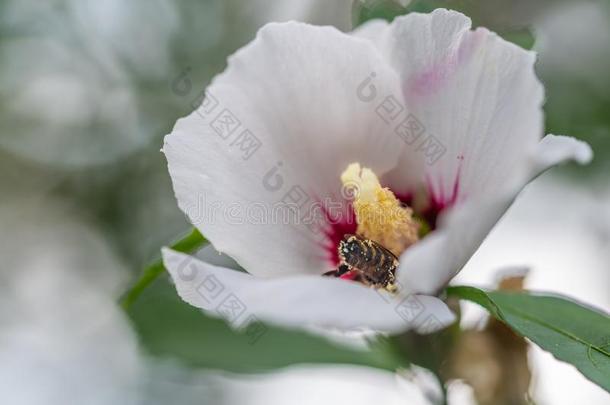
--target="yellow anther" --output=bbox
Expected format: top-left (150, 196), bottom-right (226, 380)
top-left (341, 163), bottom-right (418, 257)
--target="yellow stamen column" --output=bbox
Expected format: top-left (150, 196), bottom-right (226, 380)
top-left (341, 163), bottom-right (419, 257)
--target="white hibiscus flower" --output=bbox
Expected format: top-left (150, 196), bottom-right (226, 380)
top-left (162, 9), bottom-right (591, 334)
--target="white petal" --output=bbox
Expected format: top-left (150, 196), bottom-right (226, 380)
top-left (351, 19), bottom-right (389, 43)
top-left (164, 22), bottom-right (406, 277)
top-left (397, 133), bottom-right (591, 294)
top-left (356, 9), bottom-right (544, 203)
top-left (530, 134), bottom-right (593, 177)
top-left (163, 248), bottom-right (455, 334)
top-left (350, 10), bottom-right (592, 295)
top-left (397, 190), bottom-right (516, 294)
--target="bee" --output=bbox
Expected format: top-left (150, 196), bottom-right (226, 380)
top-left (323, 234), bottom-right (399, 290)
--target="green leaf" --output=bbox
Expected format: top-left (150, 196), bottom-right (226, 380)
top-left (448, 286), bottom-right (610, 392)
top-left (127, 278), bottom-right (405, 372)
top-left (120, 228), bottom-right (207, 310)
top-left (355, 0), bottom-right (409, 26)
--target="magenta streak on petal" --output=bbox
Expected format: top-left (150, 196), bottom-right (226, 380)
top-left (393, 190), bottom-right (413, 206)
top-left (395, 157), bottom-right (464, 229)
top-left (319, 200), bottom-right (357, 267)
top-left (408, 66), bottom-right (448, 98)
top-left (423, 158), bottom-right (463, 227)
top-left (405, 28), bottom-right (483, 99)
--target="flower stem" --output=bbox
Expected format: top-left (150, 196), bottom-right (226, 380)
top-left (120, 228), bottom-right (207, 310)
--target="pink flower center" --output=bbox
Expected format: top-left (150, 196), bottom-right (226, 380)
top-left (321, 180), bottom-right (461, 268)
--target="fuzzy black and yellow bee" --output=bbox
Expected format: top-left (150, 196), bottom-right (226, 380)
top-left (323, 234), bottom-right (398, 289)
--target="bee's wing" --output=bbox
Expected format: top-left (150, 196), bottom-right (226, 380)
top-left (371, 240), bottom-right (399, 261)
